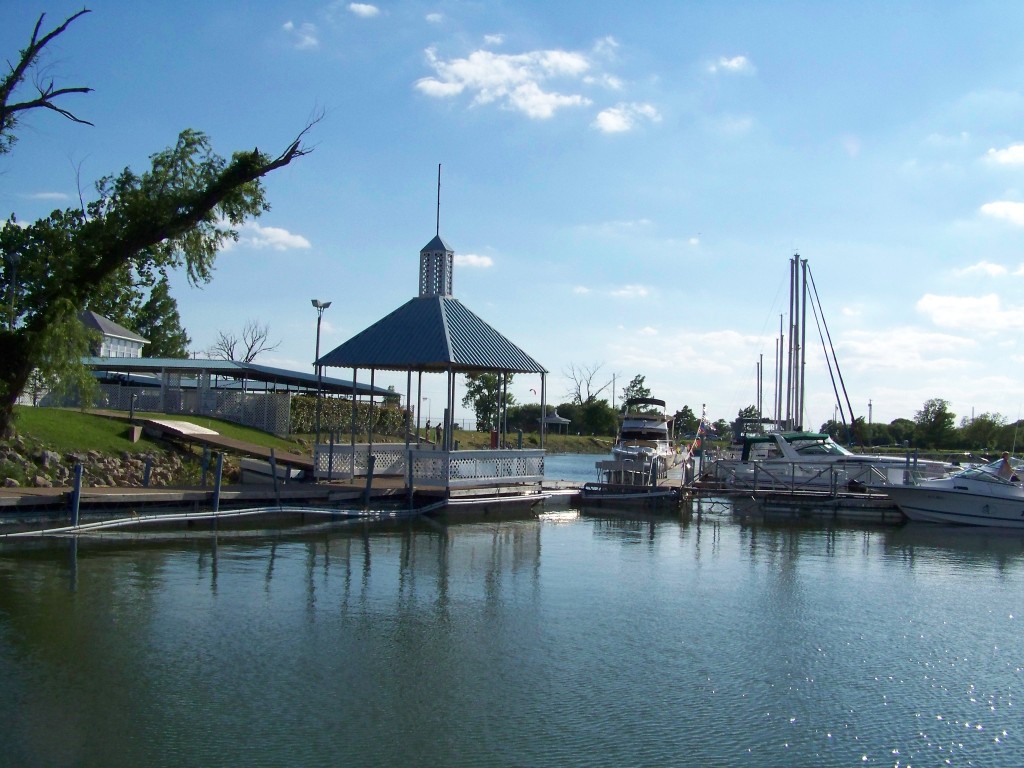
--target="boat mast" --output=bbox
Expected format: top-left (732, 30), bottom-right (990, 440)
top-left (798, 256), bottom-right (808, 430)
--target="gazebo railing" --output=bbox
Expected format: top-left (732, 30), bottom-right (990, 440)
top-left (409, 448), bottom-right (544, 487)
top-left (313, 443), bottom-right (544, 487)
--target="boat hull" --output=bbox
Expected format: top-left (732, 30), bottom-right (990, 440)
top-left (885, 484), bottom-right (1024, 529)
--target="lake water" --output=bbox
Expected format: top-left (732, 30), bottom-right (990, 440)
top-left (1, 455), bottom-right (1022, 767)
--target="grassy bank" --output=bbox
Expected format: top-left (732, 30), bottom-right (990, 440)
top-left (8, 407), bottom-right (615, 455)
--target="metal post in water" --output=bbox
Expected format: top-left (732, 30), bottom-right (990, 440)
top-left (212, 452), bottom-right (224, 517)
top-left (269, 448), bottom-right (281, 508)
top-left (201, 446), bottom-right (210, 486)
top-left (363, 454), bottom-right (376, 509)
top-left (407, 448), bottom-right (415, 508)
top-left (517, 429), bottom-right (523, 449)
top-left (70, 462), bottom-right (83, 527)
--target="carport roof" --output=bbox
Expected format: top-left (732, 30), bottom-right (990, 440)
top-left (316, 295), bottom-right (547, 374)
top-left (82, 357), bottom-right (390, 397)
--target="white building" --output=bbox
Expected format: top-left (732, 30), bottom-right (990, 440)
top-left (78, 310), bottom-right (149, 358)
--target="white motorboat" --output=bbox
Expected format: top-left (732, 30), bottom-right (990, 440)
top-left (883, 457), bottom-right (1024, 528)
top-left (709, 431), bottom-right (958, 491)
top-left (611, 397), bottom-right (681, 480)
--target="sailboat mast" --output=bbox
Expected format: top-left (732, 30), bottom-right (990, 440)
top-left (798, 256), bottom-right (808, 430)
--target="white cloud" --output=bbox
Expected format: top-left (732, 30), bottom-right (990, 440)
top-left (592, 102), bottom-right (661, 134)
top-left (415, 46), bottom-right (596, 119)
top-left (916, 293), bottom-right (1024, 331)
top-left (483, 34), bottom-right (504, 46)
top-left (688, 237), bottom-right (700, 246)
top-left (282, 20), bottom-right (318, 49)
top-left (985, 143), bottom-right (1024, 165)
top-left (840, 135), bottom-right (862, 158)
top-left (426, 13), bottom-right (443, 24)
top-left (707, 55), bottom-right (755, 75)
top-left (573, 218), bottom-right (653, 237)
top-left (638, 326), bottom-right (658, 336)
top-left (592, 36), bottom-right (619, 58)
top-left (841, 327), bottom-right (975, 372)
top-left (711, 115), bottom-right (753, 136)
top-left (583, 73), bottom-right (623, 90)
top-left (29, 192), bottom-right (70, 201)
top-left (611, 284), bottom-right (650, 299)
top-left (954, 261), bottom-right (1008, 277)
top-left (224, 222), bottom-right (312, 252)
top-left (348, 3), bottom-right (379, 18)
top-left (924, 131), bottom-right (970, 148)
top-left (980, 200), bottom-right (1024, 225)
top-left (454, 253), bottom-right (493, 267)
top-left (573, 286), bottom-right (590, 294)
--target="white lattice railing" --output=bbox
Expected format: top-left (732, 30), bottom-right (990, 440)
top-left (411, 449), bottom-right (545, 488)
top-left (313, 444), bottom-right (545, 487)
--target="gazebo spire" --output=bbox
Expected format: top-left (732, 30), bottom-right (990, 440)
top-left (419, 164), bottom-right (454, 297)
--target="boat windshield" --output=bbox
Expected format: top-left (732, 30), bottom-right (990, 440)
top-left (787, 438), bottom-right (853, 457)
top-left (955, 458), bottom-right (1024, 483)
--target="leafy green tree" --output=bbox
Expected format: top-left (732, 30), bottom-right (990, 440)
top-left (888, 418), bottom-right (916, 447)
top-left (580, 398), bottom-right (618, 436)
top-left (866, 422), bottom-right (891, 447)
top-left (958, 412), bottom-right (1006, 451)
top-left (86, 266), bottom-right (191, 358)
top-left (997, 421), bottom-right (1024, 453)
top-left (738, 404), bottom-right (759, 420)
top-left (913, 398), bottom-right (956, 449)
top-left (819, 419), bottom-right (842, 440)
top-left (462, 373), bottom-right (515, 431)
top-left (0, 11), bottom-right (312, 434)
top-left (621, 374), bottom-right (651, 405)
top-left (134, 275), bottom-right (191, 358)
top-left (672, 405), bottom-right (698, 434)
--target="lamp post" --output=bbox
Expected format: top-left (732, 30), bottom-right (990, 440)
top-left (311, 299), bottom-right (332, 446)
top-left (422, 396), bottom-right (430, 425)
top-left (6, 248), bottom-right (21, 332)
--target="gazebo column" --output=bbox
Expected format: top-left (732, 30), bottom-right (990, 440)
top-left (404, 369), bottom-right (412, 448)
top-left (540, 373), bottom-right (547, 448)
top-left (368, 368), bottom-right (375, 453)
top-left (350, 367), bottom-right (358, 478)
top-left (416, 370), bottom-right (423, 442)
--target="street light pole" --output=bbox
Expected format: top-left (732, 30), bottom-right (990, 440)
top-left (311, 299), bottom-right (332, 447)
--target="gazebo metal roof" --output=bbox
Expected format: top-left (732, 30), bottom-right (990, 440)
top-left (317, 295), bottom-right (547, 374)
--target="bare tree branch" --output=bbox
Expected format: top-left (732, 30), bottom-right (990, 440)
top-left (208, 320), bottom-right (279, 363)
top-left (563, 362), bottom-right (613, 405)
top-left (0, 10), bottom-right (94, 141)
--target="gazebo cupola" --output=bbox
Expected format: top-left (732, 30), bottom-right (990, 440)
top-left (419, 234), bottom-right (454, 297)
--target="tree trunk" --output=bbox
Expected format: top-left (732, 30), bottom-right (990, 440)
top-left (0, 331), bottom-right (32, 437)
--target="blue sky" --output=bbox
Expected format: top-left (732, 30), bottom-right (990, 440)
top-left (4, 1), bottom-right (1024, 430)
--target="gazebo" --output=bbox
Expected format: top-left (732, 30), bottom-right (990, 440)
top-left (314, 231), bottom-right (549, 497)
top-left (543, 410), bottom-right (571, 435)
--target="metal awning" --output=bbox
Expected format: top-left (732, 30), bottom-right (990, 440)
top-left (83, 357), bottom-right (390, 397)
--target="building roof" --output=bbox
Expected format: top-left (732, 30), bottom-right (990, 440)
top-left (78, 310), bottom-right (149, 344)
top-left (82, 357), bottom-right (392, 397)
top-left (316, 295), bottom-right (547, 374)
top-left (421, 234), bottom-right (453, 252)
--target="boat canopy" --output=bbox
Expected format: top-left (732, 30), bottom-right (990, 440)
top-left (624, 397), bottom-right (666, 408)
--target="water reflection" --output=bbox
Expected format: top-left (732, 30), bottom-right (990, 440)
top-left (1, 512), bottom-right (1023, 766)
